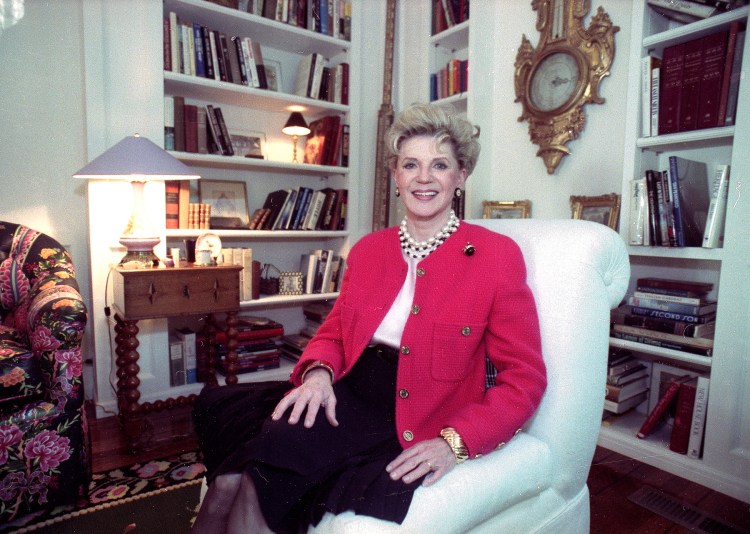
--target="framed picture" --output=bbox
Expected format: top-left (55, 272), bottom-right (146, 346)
top-left (264, 60), bottom-right (283, 92)
top-left (482, 200), bottom-right (531, 219)
top-left (279, 271), bottom-right (304, 295)
top-left (230, 131), bottom-right (266, 159)
top-left (199, 179), bottom-right (250, 229)
top-left (570, 193), bottom-right (621, 229)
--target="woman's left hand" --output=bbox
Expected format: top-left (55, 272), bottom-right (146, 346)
top-left (385, 437), bottom-right (457, 487)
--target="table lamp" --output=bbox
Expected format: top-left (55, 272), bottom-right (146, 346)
top-left (281, 112), bottom-right (311, 163)
top-left (74, 134), bottom-right (200, 268)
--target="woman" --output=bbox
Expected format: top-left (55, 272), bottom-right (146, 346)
top-left (192, 103), bottom-right (547, 533)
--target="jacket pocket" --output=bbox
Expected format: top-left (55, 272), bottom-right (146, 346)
top-left (430, 321), bottom-right (486, 382)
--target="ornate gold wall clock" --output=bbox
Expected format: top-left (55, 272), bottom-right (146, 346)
top-left (514, 0), bottom-right (619, 174)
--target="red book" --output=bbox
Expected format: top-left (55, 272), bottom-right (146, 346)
top-left (658, 43), bottom-right (686, 135)
top-left (678, 37), bottom-right (705, 132)
top-left (165, 181), bottom-right (180, 229)
top-left (697, 30), bottom-right (729, 130)
top-left (637, 375), bottom-right (691, 439)
top-left (184, 104), bottom-right (199, 153)
top-left (669, 378), bottom-right (699, 454)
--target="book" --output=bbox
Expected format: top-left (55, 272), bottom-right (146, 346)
top-left (612, 324), bottom-right (714, 350)
top-left (241, 247), bottom-right (253, 301)
top-left (687, 376), bottom-right (710, 459)
top-left (669, 378), bottom-right (698, 454)
top-left (626, 295), bottom-right (717, 316)
top-left (606, 375), bottom-right (649, 403)
top-left (261, 189), bottom-right (291, 230)
top-left (214, 316), bottom-right (284, 343)
top-left (164, 96), bottom-right (175, 150)
top-left (213, 107), bottom-right (234, 156)
top-left (612, 330), bottom-right (713, 356)
top-left (178, 180), bottom-right (191, 229)
top-left (723, 29), bottom-right (745, 126)
top-left (668, 156), bottom-right (710, 247)
top-left (637, 375), bottom-right (692, 439)
top-left (702, 164), bottom-right (730, 248)
top-left (173, 95), bottom-right (186, 152)
top-left (647, 0), bottom-right (719, 23)
top-left (165, 181), bottom-right (180, 229)
top-left (607, 364), bottom-right (649, 386)
top-left (644, 170), bottom-right (661, 245)
top-left (175, 327), bottom-right (197, 384)
top-left (184, 104), bottom-right (199, 153)
top-left (636, 277), bottom-right (713, 295)
top-left (629, 305), bottom-right (715, 324)
top-left (678, 36), bottom-right (705, 132)
top-left (611, 304), bottom-right (715, 338)
top-left (604, 391), bottom-right (648, 415)
top-left (629, 177), bottom-right (648, 245)
top-left (658, 42), bottom-right (685, 135)
top-left (168, 334), bottom-right (186, 387)
top-left (697, 30), bottom-right (729, 129)
top-left (632, 290), bottom-right (706, 306)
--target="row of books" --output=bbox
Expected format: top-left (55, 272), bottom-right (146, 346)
top-left (255, 187), bottom-right (347, 231)
top-left (642, 19), bottom-right (745, 137)
top-left (432, 0), bottom-right (470, 35)
top-left (229, 0), bottom-right (353, 41)
top-left (603, 349), bottom-right (650, 415)
top-left (611, 278), bottom-right (716, 357)
top-left (647, 0), bottom-right (747, 25)
top-left (303, 114), bottom-right (349, 167)
top-left (299, 248), bottom-right (346, 294)
top-left (628, 157), bottom-right (730, 249)
top-left (165, 12), bottom-right (271, 89)
top-left (636, 361), bottom-right (710, 459)
top-left (213, 316), bottom-right (285, 375)
top-left (430, 58), bottom-right (468, 102)
top-left (293, 53), bottom-right (350, 105)
top-left (165, 97), bottom-right (240, 157)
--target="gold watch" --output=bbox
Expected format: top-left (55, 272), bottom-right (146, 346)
top-left (440, 427), bottom-right (469, 464)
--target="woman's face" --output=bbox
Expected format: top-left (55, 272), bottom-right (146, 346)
top-left (392, 135), bottom-right (467, 227)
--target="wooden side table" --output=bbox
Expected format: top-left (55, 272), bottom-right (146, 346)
top-left (111, 264), bottom-right (242, 451)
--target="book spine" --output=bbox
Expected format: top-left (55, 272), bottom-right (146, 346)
top-left (637, 378), bottom-right (684, 438)
top-left (677, 37), bottom-right (704, 132)
top-left (169, 335), bottom-right (186, 387)
top-left (651, 66), bottom-right (660, 137)
top-left (630, 178), bottom-right (647, 245)
top-left (668, 156), bottom-right (686, 246)
top-left (658, 43), bottom-right (685, 135)
top-left (669, 380), bottom-right (697, 453)
top-left (724, 30), bottom-right (745, 126)
top-left (632, 290), bottom-right (702, 306)
top-left (629, 306), bottom-right (712, 324)
top-left (702, 164), bottom-right (730, 248)
top-left (627, 295), bottom-right (714, 315)
top-left (687, 376), bottom-right (710, 459)
top-left (165, 181), bottom-right (180, 229)
top-left (612, 324), bottom-right (713, 349)
top-left (698, 29), bottom-right (729, 129)
top-left (611, 331), bottom-right (713, 356)
top-left (645, 170), bottom-right (660, 245)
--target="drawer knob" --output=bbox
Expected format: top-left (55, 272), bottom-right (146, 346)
top-left (148, 283), bottom-right (157, 304)
top-left (183, 285), bottom-right (190, 299)
top-left (213, 279), bottom-right (220, 301)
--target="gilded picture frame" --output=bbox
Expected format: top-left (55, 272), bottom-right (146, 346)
top-left (570, 193), bottom-right (620, 230)
top-left (482, 200), bottom-right (532, 219)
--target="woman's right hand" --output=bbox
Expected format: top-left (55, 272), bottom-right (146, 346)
top-left (271, 368), bottom-right (338, 428)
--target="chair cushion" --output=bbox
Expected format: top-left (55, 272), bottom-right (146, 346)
top-left (0, 328), bottom-right (43, 412)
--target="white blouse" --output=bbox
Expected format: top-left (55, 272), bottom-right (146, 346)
top-left (370, 253), bottom-right (419, 349)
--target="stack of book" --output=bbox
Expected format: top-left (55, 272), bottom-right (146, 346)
top-left (279, 301), bottom-right (333, 361)
top-left (647, 0), bottom-right (746, 25)
top-left (604, 349), bottom-right (650, 415)
top-left (299, 249), bottom-right (345, 294)
top-left (636, 362), bottom-right (710, 458)
top-left (252, 187), bottom-right (348, 231)
top-left (641, 17), bottom-right (745, 137)
top-left (213, 316), bottom-right (284, 375)
top-left (239, 0), bottom-right (352, 40)
top-left (165, 96), bottom-right (237, 157)
top-left (612, 277), bottom-right (716, 356)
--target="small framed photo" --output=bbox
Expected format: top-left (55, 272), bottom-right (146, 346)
top-left (279, 271), bottom-right (304, 295)
top-left (264, 60), bottom-right (283, 92)
top-left (230, 131), bottom-right (266, 159)
top-left (570, 193), bottom-right (621, 230)
top-left (482, 200), bottom-right (531, 219)
top-left (199, 179), bottom-right (250, 229)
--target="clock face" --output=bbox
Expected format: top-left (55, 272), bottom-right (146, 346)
top-left (528, 51), bottom-right (581, 113)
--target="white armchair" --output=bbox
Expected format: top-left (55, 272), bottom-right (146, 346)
top-left (311, 219), bottom-right (630, 533)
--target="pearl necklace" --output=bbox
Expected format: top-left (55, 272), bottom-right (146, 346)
top-left (399, 211), bottom-right (460, 259)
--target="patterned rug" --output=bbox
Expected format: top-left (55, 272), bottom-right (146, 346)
top-left (2, 451), bottom-right (206, 533)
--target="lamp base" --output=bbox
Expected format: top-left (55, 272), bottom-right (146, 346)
top-left (119, 236), bottom-right (160, 269)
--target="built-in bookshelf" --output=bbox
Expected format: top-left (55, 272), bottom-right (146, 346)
top-left (599, 2), bottom-right (750, 503)
top-left (429, 1), bottom-right (469, 111)
top-left (160, 0), bottom-right (357, 391)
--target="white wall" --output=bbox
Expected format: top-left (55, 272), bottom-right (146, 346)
top-left (0, 0), bottom-right (95, 397)
top-left (396, 0), bottom-right (633, 222)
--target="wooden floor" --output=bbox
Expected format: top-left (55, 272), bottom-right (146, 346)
top-left (89, 403), bottom-right (750, 533)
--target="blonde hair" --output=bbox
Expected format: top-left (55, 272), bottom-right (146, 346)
top-left (385, 103), bottom-right (481, 175)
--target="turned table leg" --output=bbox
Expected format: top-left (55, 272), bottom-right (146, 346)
top-left (114, 313), bottom-right (144, 451)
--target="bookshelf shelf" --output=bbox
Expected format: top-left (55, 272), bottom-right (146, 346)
top-left (171, 150), bottom-right (349, 175)
top-left (166, 229), bottom-right (348, 239)
top-left (605, 1), bottom-right (750, 503)
top-left (430, 19), bottom-right (469, 49)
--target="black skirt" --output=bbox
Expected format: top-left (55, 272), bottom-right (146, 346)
top-left (193, 345), bottom-right (423, 533)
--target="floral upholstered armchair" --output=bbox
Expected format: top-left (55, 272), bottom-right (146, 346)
top-left (0, 221), bottom-right (89, 523)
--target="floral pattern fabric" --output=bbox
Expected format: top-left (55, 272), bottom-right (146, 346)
top-left (0, 222), bottom-right (89, 524)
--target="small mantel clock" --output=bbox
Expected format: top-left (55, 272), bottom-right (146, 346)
top-left (514, 0), bottom-right (619, 174)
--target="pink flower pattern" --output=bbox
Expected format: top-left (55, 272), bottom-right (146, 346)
top-left (0, 425), bottom-right (23, 465)
top-left (55, 349), bottom-right (83, 379)
top-left (29, 326), bottom-right (61, 351)
top-left (23, 430), bottom-right (71, 472)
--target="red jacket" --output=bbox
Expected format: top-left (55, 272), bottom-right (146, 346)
top-left (291, 221), bottom-right (546, 457)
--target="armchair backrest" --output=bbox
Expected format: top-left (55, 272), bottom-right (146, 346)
top-left (469, 219), bottom-right (629, 498)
